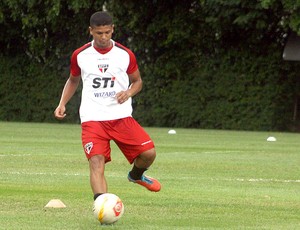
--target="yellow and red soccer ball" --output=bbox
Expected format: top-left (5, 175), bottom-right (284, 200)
top-left (93, 193), bottom-right (124, 225)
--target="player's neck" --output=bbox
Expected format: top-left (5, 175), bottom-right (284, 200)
top-left (93, 40), bottom-right (113, 54)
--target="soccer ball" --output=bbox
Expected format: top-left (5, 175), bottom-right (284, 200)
top-left (93, 193), bottom-right (124, 225)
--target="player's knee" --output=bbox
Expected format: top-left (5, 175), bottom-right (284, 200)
top-left (140, 148), bottom-right (156, 163)
top-left (148, 148), bottom-right (156, 160)
top-left (89, 155), bottom-right (105, 171)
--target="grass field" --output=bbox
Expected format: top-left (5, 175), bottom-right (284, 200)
top-left (0, 122), bottom-right (299, 229)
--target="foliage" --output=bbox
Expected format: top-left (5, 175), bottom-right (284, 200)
top-left (0, 0), bottom-right (105, 61)
top-left (107, 0), bottom-right (300, 131)
top-left (0, 55), bottom-right (81, 123)
top-left (1, 0), bottom-right (300, 130)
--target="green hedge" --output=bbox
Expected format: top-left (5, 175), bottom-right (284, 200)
top-left (0, 55), bottom-right (81, 123)
top-left (1, 52), bottom-right (299, 131)
top-left (133, 51), bottom-right (300, 131)
top-left (1, 0), bottom-right (300, 131)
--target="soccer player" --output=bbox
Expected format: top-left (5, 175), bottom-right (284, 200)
top-left (54, 11), bottom-right (161, 200)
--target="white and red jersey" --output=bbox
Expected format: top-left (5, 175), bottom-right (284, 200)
top-left (70, 40), bottom-right (138, 123)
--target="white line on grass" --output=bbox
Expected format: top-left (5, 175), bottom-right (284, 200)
top-left (1, 171), bottom-right (299, 183)
top-left (0, 154), bottom-right (32, 157)
top-left (0, 171), bottom-right (123, 178)
top-left (0, 171), bottom-right (88, 177)
top-left (216, 178), bottom-right (300, 183)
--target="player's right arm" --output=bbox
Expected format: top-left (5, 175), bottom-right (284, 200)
top-left (54, 74), bottom-right (80, 120)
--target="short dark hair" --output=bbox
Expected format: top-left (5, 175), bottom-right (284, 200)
top-left (90, 11), bottom-right (113, 27)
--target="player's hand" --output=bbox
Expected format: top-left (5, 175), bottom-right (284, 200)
top-left (54, 105), bottom-right (67, 120)
top-left (116, 91), bottom-right (131, 104)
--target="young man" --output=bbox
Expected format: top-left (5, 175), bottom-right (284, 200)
top-left (54, 11), bottom-right (161, 200)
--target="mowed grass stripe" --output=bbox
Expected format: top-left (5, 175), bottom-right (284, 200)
top-left (0, 122), bottom-right (299, 229)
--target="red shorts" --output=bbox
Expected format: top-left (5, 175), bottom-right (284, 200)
top-left (81, 117), bottom-right (155, 163)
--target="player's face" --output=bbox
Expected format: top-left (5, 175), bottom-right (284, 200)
top-left (89, 25), bottom-right (114, 48)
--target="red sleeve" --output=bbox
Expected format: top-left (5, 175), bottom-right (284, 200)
top-left (70, 42), bottom-right (92, 77)
top-left (115, 42), bottom-right (138, 74)
top-left (126, 49), bottom-right (138, 74)
top-left (70, 50), bottom-right (81, 77)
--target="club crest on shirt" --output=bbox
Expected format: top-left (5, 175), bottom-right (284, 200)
top-left (98, 64), bottom-right (109, 73)
top-left (84, 142), bottom-right (93, 155)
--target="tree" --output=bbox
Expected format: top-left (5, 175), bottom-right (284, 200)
top-left (106, 0), bottom-right (300, 130)
top-left (0, 0), bottom-right (300, 130)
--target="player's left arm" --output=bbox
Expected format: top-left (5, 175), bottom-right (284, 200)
top-left (116, 69), bottom-right (142, 104)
